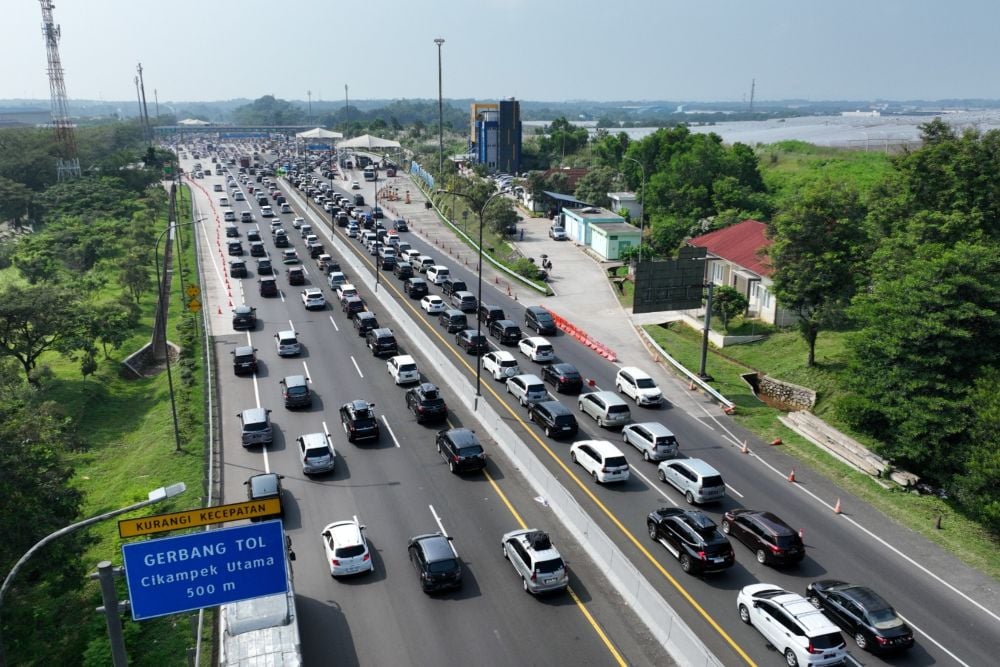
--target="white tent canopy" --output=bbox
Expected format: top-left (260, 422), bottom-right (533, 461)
top-left (178, 118), bottom-right (211, 126)
top-left (337, 134), bottom-right (401, 150)
top-left (296, 127), bottom-right (343, 139)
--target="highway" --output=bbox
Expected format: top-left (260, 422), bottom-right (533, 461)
top-left (186, 145), bottom-right (1000, 667)
top-left (184, 151), bottom-right (670, 667)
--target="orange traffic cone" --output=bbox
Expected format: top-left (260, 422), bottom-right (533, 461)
top-left (833, 498), bottom-right (842, 514)
top-left (787, 469), bottom-right (796, 483)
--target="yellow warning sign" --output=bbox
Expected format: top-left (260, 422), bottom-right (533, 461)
top-left (118, 498), bottom-right (282, 538)
top-left (188, 299), bottom-right (201, 313)
top-left (186, 284), bottom-right (201, 298)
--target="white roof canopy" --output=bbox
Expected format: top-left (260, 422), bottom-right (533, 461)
top-left (295, 127), bottom-right (343, 139)
top-left (336, 134), bottom-right (401, 149)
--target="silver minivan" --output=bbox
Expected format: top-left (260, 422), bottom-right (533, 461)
top-left (506, 374), bottom-right (547, 407)
top-left (623, 422), bottom-right (679, 461)
top-left (577, 391), bottom-right (631, 428)
top-left (657, 458), bottom-right (726, 504)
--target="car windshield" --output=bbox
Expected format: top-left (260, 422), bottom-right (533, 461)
top-left (335, 544), bottom-right (366, 558)
top-left (305, 447), bottom-right (330, 460)
top-left (537, 345), bottom-right (553, 353)
top-left (286, 386), bottom-right (308, 396)
top-left (535, 558), bottom-right (564, 574)
top-left (427, 558), bottom-right (458, 574)
top-left (636, 378), bottom-right (657, 389)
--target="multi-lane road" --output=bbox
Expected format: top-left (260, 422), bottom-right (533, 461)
top-left (185, 147), bottom-right (999, 667)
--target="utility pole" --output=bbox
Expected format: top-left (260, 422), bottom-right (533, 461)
top-left (137, 62), bottom-right (151, 144)
top-left (153, 88), bottom-right (160, 120)
top-left (344, 84), bottom-right (350, 138)
top-left (434, 38), bottom-right (445, 176)
top-left (307, 90), bottom-right (312, 122)
top-left (748, 78), bottom-right (756, 114)
top-left (38, 0), bottom-right (81, 180)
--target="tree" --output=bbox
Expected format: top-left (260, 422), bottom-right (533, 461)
top-left (712, 286), bottom-right (749, 332)
top-left (592, 130), bottom-right (630, 167)
top-left (573, 166), bottom-right (619, 208)
top-left (119, 250), bottom-right (151, 304)
top-left (0, 284), bottom-right (85, 381)
top-left (0, 176), bottom-right (32, 224)
top-left (538, 117), bottom-right (589, 160)
top-left (768, 180), bottom-right (869, 366)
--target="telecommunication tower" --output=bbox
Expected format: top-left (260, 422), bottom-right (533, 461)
top-left (39, 0), bottom-right (81, 180)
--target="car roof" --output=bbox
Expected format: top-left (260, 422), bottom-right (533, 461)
top-left (511, 373), bottom-right (544, 385)
top-left (300, 432), bottom-right (329, 448)
top-left (550, 362), bottom-right (577, 373)
top-left (491, 350), bottom-right (517, 361)
top-left (747, 587), bottom-right (841, 633)
top-left (247, 473), bottom-right (280, 496)
top-left (440, 428), bottom-right (479, 446)
top-left (371, 328), bottom-right (394, 337)
top-left (627, 422), bottom-right (675, 437)
top-left (835, 584), bottom-right (892, 611)
top-left (412, 533), bottom-right (454, 561)
top-left (535, 400), bottom-right (571, 416)
top-left (233, 304), bottom-right (253, 313)
top-left (526, 306), bottom-right (550, 316)
top-left (347, 399), bottom-right (372, 411)
top-left (277, 329), bottom-right (296, 338)
top-left (584, 390), bottom-right (627, 404)
top-left (392, 354), bottom-right (415, 365)
top-left (505, 529), bottom-right (561, 560)
top-left (619, 366), bottom-right (653, 379)
top-left (234, 345), bottom-right (255, 355)
top-left (523, 336), bottom-right (549, 344)
top-left (325, 520), bottom-right (364, 546)
top-left (304, 287), bottom-right (322, 295)
top-left (241, 407), bottom-right (268, 422)
top-left (670, 458), bottom-right (720, 476)
top-left (283, 374), bottom-right (307, 386)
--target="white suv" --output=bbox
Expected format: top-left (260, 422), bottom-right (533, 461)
top-left (569, 439), bottom-right (630, 483)
top-left (482, 350), bottom-right (520, 381)
top-left (615, 366), bottom-right (663, 406)
top-left (300, 288), bottom-right (325, 310)
top-left (737, 584), bottom-right (847, 667)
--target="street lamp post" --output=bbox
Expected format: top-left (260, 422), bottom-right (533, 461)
top-left (373, 171), bottom-right (380, 293)
top-left (434, 38), bottom-right (445, 178)
top-left (436, 189), bottom-right (505, 410)
top-left (0, 482), bottom-right (187, 667)
top-left (621, 155), bottom-right (646, 251)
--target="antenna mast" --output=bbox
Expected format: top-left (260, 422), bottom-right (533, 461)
top-left (39, 0), bottom-right (81, 180)
top-left (748, 78), bottom-right (756, 114)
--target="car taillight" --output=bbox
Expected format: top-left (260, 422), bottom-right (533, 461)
top-left (875, 636), bottom-right (889, 646)
top-left (696, 550), bottom-right (707, 561)
top-left (331, 559), bottom-right (340, 566)
top-left (769, 543), bottom-right (781, 553)
top-left (452, 455), bottom-right (462, 462)
top-left (416, 405), bottom-right (425, 413)
top-left (530, 571), bottom-right (537, 582)
top-left (363, 553), bottom-right (371, 562)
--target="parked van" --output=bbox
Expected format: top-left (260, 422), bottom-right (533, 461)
top-left (569, 440), bottom-right (630, 483)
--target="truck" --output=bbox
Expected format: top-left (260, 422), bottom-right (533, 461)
top-left (219, 537), bottom-right (301, 666)
top-left (239, 156), bottom-right (251, 169)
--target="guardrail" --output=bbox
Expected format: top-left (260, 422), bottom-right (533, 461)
top-left (639, 327), bottom-right (736, 414)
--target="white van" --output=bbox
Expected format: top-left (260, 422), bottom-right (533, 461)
top-left (219, 197), bottom-right (230, 207)
top-left (569, 440), bottom-right (630, 483)
top-left (426, 265), bottom-right (450, 285)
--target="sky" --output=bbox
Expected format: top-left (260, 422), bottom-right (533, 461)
top-left (5, 0), bottom-right (1000, 104)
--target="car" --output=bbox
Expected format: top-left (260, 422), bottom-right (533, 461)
top-left (244, 473), bottom-right (284, 519)
top-left (415, 256), bottom-right (435, 273)
top-left (274, 330), bottom-right (301, 356)
top-left (249, 241), bottom-right (266, 257)
top-left (280, 374), bottom-right (312, 409)
top-left (260, 205), bottom-right (274, 217)
top-left (339, 400), bottom-right (380, 442)
top-left (647, 507), bottom-right (735, 574)
top-left (482, 350), bottom-right (520, 381)
top-left (353, 311), bottom-right (379, 336)
top-left (451, 291), bottom-right (478, 313)
top-left (246, 227), bottom-right (262, 242)
top-left (623, 422), bottom-right (679, 462)
top-left (426, 265), bottom-right (450, 285)
top-left (256, 257), bottom-right (274, 275)
top-left (297, 432), bottom-right (336, 475)
top-left (440, 278), bottom-right (467, 297)
top-left (524, 305), bottom-right (557, 335)
top-left (238, 407), bottom-right (273, 447)
top-left (577, 390), bottom-right (631, 428)
top-left (351, 180), bottom-right (360, 189)
top-left (549, 225), bottom-right (567, 240)
top-left (335, 283), bottom-right (358, 301)
top-left (281, 249), bottom-right (299, 264)
top-left (393, 218), bottom-right (408, 231)
top-left (616, 366), bottom-right (663, 406)
top-left (387, 354), bottom-right (420, 385)
top-left (299, 224), bottom-right (313, 238)
top-left (291, 216), bottom-right (305, 228)
top-left (274, 233), bottom-right (290, 249)
top-left (223, 210), bottom-right (236, 222)
top-left (738, 584), bottom-right (848, 667)
top-left (500, 529), bottom-right (569, 595)
top-left (213, 183), bottom-right (223, 192)
top-left (438, 309), bottom-right (468, 333)
top-left (506, 373), bottom-right (547, 407)
top-left (258, 276), bottom-right (278, 297)
top-left (489, 319), bottom-right (522, 345)
top-left (321, 519), bottom-right (374, 577)
top-left (569, 440), bottom-right (630, 483)
top-left (341, 295), bottom-right (365, 317)
top-left (455, 329), bottom-right (488, 355)
top-left (228, 259), bottom-right (248, 279)
top-left (403, 278), bottom-right (428, 299)
top-left (286, 266), bottom-right (305, 285)
top-left (541, 362), bottom-right (583, 393)
top-left (227, 241), bottom-right (244, 256)
top-left (231, 345), bottom-right (258, 374)
top-left (280, 203), bottom-right (292, 214)
top-left (721, 509), bottom-right (805, 565)
top-left (420, 295), bottom-right (446, 314)
top-left (805, 580), bottom-right (914, 654)
top-left (527, 400), bottom-right (578, 439)
top-left (240, 211), bottom-right (254, 223)
top-left (347, 222), bottom-right (359, 238)
top-left (405, 382), bottom-right (448, 423)
top-left (233, 304), bottom-right (257, 331)
top-left (658, 458), bottom-right (726, 504)
top-left (392, 262), bottom-right (413, 279)
top-left (518, 336), bottom-right (555, 362)
top-left (301, 288), bottom-right (325, 310)
top-left (408, 533), bottom-right (462, 593)
top-left (365, 327), bottom-right (398, 356)
top-left (436, 428), bottom-right (486, 474)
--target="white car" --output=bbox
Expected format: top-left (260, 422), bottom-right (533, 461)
top-left (421, 295), bottom-right (446, 313)
top-left (351, 180), bottom-right (360, 189)
top-left (347, 223), bottom-right (359, 238)
top-left (615, 366), bottom-right (663, 406)
top-left (327, 271), bottom-right (349, 288)
top-left (426, 265), bottom-right (450, 285)
top-left (336, 284), bottom-right (358, 301)
top-left (297, 432), bottom-right (335, 475)
top-left (387, 355), bottom-right (420, 385)
top-left (280, 203), bottom-right (293, 214)
top-left (737, 584), bottom-right (848, 667)
top-left (518, 336), bottom-right (555, 362)
top-left (274, 330), bottom-right (300, 356)
top-left (292, 216), bottom-right (305, 228)
top-left (301, 288), bottom-right (325, 310)
top-left (321, 518), bottom-right (373, 577)
top-left (482, 350), bottom-right (520, 381)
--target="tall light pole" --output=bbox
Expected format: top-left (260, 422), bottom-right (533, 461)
top-left (344, 84), bottom-right (350, 139)
top-left (436, 188), bottom-right (505, 410)
top-left (434, 38), bottom-right (445, 177)
top-left (621, 155), bottom-right (646, 248)
top-left (0, 482), bottom-right (186, 667)
top-left (373, 170), bottom-right (381, 293)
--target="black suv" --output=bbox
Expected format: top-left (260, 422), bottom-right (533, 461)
top-left (353, 311), bottom-right (379, 336)
top-left (478, 304), bottom-right (506, 327)
top-left (527, 400), bottom-right (578, 439)
top-left (525, 305), bottom-right (557, 335)
top-left (721, 509), bottom-right (805, 566)
top-left (393, 218), bottom-right (408, 232)
top-left (489, 319), bottom-right (522, 345)
top-left (542, 362), bottom-right (583, 394)
top-left (405, 382), bottom-right (448, 423)
top-left (404, 277), bottom-right (428, 298)
top-left (232, 345), bottom-right (258, 375)
top-left (366, 327), bottom-right (398, 356)
top-left (455, 329), bottom-right (488, 355)
top-left (286, 266), bottom-right (305, 285)
top-left (229, 259), bottom-right (248, 279)
top-left (227, 240), bottom-right (244, 256)
top-left (393, 262), bottom-right (413, 279)
top-left (441, 278), bottom-right (467, 297)
top-left (408, 533), bottom-right (462, 593)
top-left (249, 241), bottom-right (266, 257)
top-left (436, 428), bottom-right (486, 474)
top-left (339, 400), bottom-right (380, 442)
top-left (232, 305), bottom-right (256, 330)
top-left (342, 295), bottom-right (366, 317)
top-left (256, 257), bottom-right (273, 275)
top-left (438, 309), bottom-right (467, 333)
top-left (647, 508), bottom-right (736, 574)
top-left (258, 277), bottom-right (278, 297)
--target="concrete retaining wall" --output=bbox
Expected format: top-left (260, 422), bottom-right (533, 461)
top-left (759, 375), bottom-right (816, 410)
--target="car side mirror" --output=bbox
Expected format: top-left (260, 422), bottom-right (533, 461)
top-left (322, 531), bottom-right (331, 538)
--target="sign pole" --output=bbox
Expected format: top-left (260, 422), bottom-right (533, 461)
top-left (94, 561), bottom-right (129, 667)
top-left (699, 282), bottom-right (714, 380)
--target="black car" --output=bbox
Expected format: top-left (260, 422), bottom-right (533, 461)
top-left (247, 228), bottom-right (262, 242)
top-left (405, 382), bottom-right (448, 423)
top-left (404, 277), bottom-right (429, 298)
top-left (805, 580), bottom-right (914, 654)
top-left (524, 305), bottom-right (557, 335)
top-left (527, 400), bottom-right (578, 439)
top-left (249, 241), bottom-right (266, 257)
top-left (365, 327), bottom-right (398, 356)
top-left (408, 533), bottom-right (462, 593)
top-left (256, 257), bottom-right (273, 275)
top-left (280, 374), bottom-right (312, 409)
top-left (455, 329), bottom-right (488, 355)
top-left (393, 262), bottom-right (414, 279)
top-left (339, 400), bottom-right (380, 442)
top-left (286, 266), bottom-right (305, 285)
top-left (647, 507), bottom-right (735, 574)
top-left (393, 218), bottom-right (408, 232)
top-left (227, 241), bottom-right (244, 256)
top-left (274, 234), bottom-right (290, 248)
top-left (342, 295), bottom-right (366, 317)
top-left (258, 277), bottom-right (278, 297)
top-left (436, 428), bottom-right (486, 474)
top-left (721, 509), bottom-right (805, 566)
top-left (438, 309), bottom-right (467, 333)
top-left (441, 278), bottom-right (467, 297)
top-left (353, 311), bottom-right (379, 336)
top-left (231, 345), bottom-right (258, 374)
top-left (229, 259), bottom-right (248, 279)
top-left (244, 473), bottom-right (284, 520)
top-left (488, 319), bottom-right (522, 345)
top-left (232, 305), bottom-right (256, 330)
top-left (542, 362), bottom-right (583, 394)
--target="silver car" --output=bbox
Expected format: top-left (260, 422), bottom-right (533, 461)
top-left (623, 422), bottom-right (679, 462)
top-left (298, 432), bottom-right (336, 475)
top-left (500, 529), bottom-right (569, 595)
top-left (577, 391), bottom-right (631, 428)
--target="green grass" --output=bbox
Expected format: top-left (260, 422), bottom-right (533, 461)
top-left (758, 141), bottom-right (895, 206)
top-left (645, 322), bottom-right (1000, 579)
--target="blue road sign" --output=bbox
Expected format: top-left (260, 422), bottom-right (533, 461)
top-left (122, 520), bottom-right (288, 620)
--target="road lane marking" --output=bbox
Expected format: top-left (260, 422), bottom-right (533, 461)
top-left (724, 483), bottom-right (744, 498)
top-left (351, 356), bottom-right (364, 378)
top-left (427, 505), bottom-right (457, 557)
top-left (302, 361), bottom-right (311, 381)
top-left (381, 416), bottom-right (400, 448)
top-left (288, 319), bottom-right (295, 331)
top-left (629, 466), bottom-right (677, 505)
top-left (278, 290), bottom-right (285, 303)
top-left (328, 314), bottom-right (339, 332)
